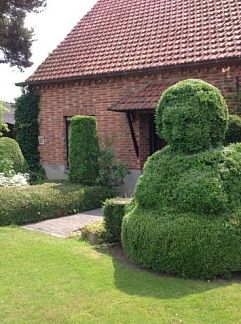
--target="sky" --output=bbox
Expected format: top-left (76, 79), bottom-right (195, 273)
top-left (0, 0), bottom-right (98, 103)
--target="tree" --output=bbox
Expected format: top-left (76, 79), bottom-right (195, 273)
top-left (0, 101), bottom-right (8, 136)
top-left (0, 0), bottom-right (46, 69)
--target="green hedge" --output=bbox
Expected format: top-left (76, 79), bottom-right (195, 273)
top-left (224, 114), bottom-right (241, 145)
top-left (69, 116), bottom-right (100, 185)
top-left (0, 183), bottom-right (114, 226)
top-left (103, 198), bottom-right (132, 243)
top-left (0, 137), bottom-right (28, 173)
top-left (122, 209), bottom-right (241, 279)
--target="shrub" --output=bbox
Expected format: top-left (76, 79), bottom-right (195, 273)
top-left (15, 88), bottom-right (45, 181)
top-left (224, 114), bottom-right (241, 145)
top-left (0, 182), bottom-right (114, 226)
top-left (155, 79), bottom-right (228, 154)
top-left (97, 147), bottom-right (129, 187)
top-left (80, 221), bottom-right (106, 245)
top-left (69, 116), bottom-right (100, 185)
top-left (0, 137), bottom-right (28, 173)
top-left (122, 209), bottom-right (241, 279)
top-left (122, 80), bottom-right (241, 279)
top-left (103, 198), bottom-right (132, 243)
top-left (0, 101), bottom-right (8, 136)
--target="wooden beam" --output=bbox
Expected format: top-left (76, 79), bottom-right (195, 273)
top-left (126, 112), bottom-right (139, 158)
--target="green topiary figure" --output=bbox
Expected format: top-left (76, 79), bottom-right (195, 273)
top-left (122, 79), bottom-right (241, 279)
top-left (69, 116), bottom-right (100, 185)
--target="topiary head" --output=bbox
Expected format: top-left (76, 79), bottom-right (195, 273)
top-left (156, 79), bottom-right (228, 153)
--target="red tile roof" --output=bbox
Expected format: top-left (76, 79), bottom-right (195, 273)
top-left (109, 83), bottom-right (165, 112)
top-left (27, 0), bottom-right (241, 84)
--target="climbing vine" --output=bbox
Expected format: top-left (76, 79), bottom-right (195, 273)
top-left (15, 87), bottom-right (45, 180)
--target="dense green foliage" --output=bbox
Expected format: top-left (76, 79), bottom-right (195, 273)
top-left (0, 182), bottom-right (114, 226)
top-left (103, 198), bottom-right (132, 243)
top-left (69, 116), bottom-right (100, 185)
top-left (155, 79), bottom-right (228, 154)
top-left (224, 114), bottom-right (241, 145)
top-left (15, 88), bottom-right (44, 180)
top-left (0, 0), bottom-right (46, 68)
top-left (122, 79), bottom-right (241, 279)
top-left (0, 137), bottom-right (27, 173)
top-left (97, 147), bottom-right (129, 187)
top-left (80, 221), bottom-right (106, 245)
top-left (0, 101), bottom-right (8, 136)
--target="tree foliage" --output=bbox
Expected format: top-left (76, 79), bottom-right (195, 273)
top-left (0, 101), bottom-right (8, 136)
top-left (0, 0), bottom-right (46, 69)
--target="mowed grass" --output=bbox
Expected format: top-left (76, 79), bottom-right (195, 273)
top-left (0, 228), bottom-right (241, 323)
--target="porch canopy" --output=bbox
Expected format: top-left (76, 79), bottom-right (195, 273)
top-left (108, 82), bottom-right (164, 113)
top-left (108, 82), bottom-right (164, 158)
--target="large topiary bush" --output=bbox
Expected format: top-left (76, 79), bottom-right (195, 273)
top-left (224, 114), bottom-right (241, 145)
top-left (0, 137), bottom-right (28, 173)
top-left (69, 116), bottom-right (100, 185)
top-left (122, 79), bottom-right (241, 279)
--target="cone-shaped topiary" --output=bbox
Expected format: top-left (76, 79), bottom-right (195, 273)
top-left (122, 79), bottom-right (241, 279)
top-left (69, 116), bottom-right (100, 185)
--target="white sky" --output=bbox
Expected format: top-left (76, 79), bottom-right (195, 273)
top-left (0, 0), bottom-right (98, 102)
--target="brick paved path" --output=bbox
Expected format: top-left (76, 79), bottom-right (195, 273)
top-left (23, 209), bottom-right (103, 238)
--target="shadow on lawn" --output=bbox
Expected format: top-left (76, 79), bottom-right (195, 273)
top-left (97, 244), bottom-right (236, 300)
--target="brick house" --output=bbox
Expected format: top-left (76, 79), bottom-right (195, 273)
top-left (18, 0), bottom-right (241, 193)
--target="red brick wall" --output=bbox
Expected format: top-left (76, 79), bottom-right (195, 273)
top-left (38, 63), bottom-right (241, 171)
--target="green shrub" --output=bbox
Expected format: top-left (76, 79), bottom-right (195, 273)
top-left (0, 101), bottom-right (8, 136)
top-left (122, 79), bottom-right (241, 279)
top-left (0, 137), bottom-right (28, 173)
top-left (69, 116), bottom-right (100, 185)
top-left (97, 147), bottom-right (129, 187)
top-left (224, 114), bottom-right (241, 145)
top-left (122, 209), bottom-right (241, 279)
top-left (0, 182), bottom-right (114, 226)
top-left (103, 198), bottom-right (132, 243)
top-left (155, 79), bottom-right (228, 154)
top-left (80, 221), bottom-right (106, 245)
top-left (15, 88), bottom-right (45, 181)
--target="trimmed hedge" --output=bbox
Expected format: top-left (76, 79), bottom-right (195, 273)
top-left (103, 198), bottom-right (132, 243)
top-left (0, 137), bottom-right (28, 173)
top-left (69, 116), bottom-right (100, 185)
top-left (122, 80), bottom-right (241, 279)
top-left (156, 79), bottom-right (228, 154)
top-left (224, 114), bottom-right (241, 145)
top-left (122, 209), bottom-right (241, 279)
top-left (0, 182), bottom-right (114, 226)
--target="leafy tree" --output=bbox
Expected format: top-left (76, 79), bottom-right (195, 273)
top-left (0, 0), bottom-right (46, 69)
top-left (0, 101), bottom-right (8, 136)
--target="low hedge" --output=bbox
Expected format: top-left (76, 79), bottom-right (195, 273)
top-left (122, 208), bottom-right (241, 279)
top-left (103, 198), bottom-right (132, 243)
top-left (0, 182), bottom-right (114, 226)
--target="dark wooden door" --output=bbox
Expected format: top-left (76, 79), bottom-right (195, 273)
top-left (149, 114), bottom-right (166, 155)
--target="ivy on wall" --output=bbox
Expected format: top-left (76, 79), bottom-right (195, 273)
top-left (15, 87), bottom-right (45, 180)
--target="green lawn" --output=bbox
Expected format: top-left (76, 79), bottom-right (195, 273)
top-left (0, 228), bottom-right (241, 323)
